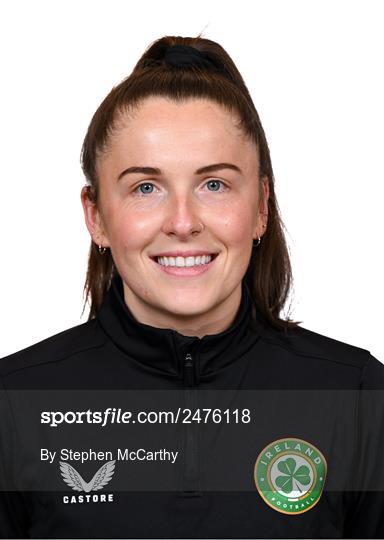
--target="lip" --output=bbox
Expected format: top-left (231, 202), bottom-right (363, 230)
top-left (149, 252), bottom-right (219, 277)
top-left (151, 250), bottom-right (219, 258)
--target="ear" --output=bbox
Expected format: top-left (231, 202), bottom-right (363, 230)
top-left (260, 175), bottom-right (270, 215)
top-left (253, 175), bottom-right (270, 239)
top-left (80, 186), bottom-right (110, 248)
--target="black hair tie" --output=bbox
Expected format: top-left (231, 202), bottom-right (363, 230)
top-left (163, 44), bottom-right (224, 74)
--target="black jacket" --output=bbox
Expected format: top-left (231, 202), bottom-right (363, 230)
top-left (1, 271), bottom-right (384, 539)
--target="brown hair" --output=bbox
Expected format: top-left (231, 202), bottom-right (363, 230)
top-left (80, 34), bottom-right (302, 331)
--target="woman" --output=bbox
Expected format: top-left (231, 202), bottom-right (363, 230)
top-left (1, 35), bottom-right (384, 539)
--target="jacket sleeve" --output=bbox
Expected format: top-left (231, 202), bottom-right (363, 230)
top-left (0, 376), bottom-right (30, 539)
top-left (343, 353), bottom-right (384, 538)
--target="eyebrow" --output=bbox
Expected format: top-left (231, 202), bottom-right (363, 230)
top-left (117, 162), bottom-right (242, 181)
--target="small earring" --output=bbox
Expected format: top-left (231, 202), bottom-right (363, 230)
top-left (98, 245), bottom-right (107, 254)
top-left (253, 237), bottom-right (261, 248)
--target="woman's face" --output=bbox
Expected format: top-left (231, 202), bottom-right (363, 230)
top-left (82, 97), bottom-right (269, 334)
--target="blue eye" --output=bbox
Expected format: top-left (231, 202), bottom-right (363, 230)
top-left (134, 179), bottom-right (227, 196)
top-left (135, 183), bottom-right (155, 195)
top-left (206, 179), bottom-right (225, 191)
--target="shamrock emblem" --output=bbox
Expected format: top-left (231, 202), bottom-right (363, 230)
top-left (275, 457), bottom-right (311, 493)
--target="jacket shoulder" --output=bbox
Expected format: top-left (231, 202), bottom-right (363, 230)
top-left (0, 319), bottom-right (106, 377)
top-left (261, 322), bottom-right (375, 371)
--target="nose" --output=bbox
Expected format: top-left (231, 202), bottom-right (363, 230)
top-left (161, 191), bottom-right (204, 239)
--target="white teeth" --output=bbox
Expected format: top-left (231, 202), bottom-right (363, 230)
top-left (156, 254), bottom-right (214, 267)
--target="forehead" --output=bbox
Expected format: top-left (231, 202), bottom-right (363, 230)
top-left (99, 97), bottom-right (258, 174)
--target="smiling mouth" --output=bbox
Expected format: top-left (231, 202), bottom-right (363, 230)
top-left (150, 253), bottom-right (219, 267)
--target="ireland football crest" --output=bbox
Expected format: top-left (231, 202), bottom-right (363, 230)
top-left (254, 437), bottom-right (327, 515)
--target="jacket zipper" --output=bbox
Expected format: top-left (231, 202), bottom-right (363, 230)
top-left (184, 353), bottom-right (194, 386)
top-left (181, 351), bottom-right (200, 494)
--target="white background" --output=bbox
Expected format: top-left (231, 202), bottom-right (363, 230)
top-left (0, 0), bottom-right (383, 360)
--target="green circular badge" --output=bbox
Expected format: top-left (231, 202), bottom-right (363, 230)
top-left (254, 437), bottom-right (327, 515)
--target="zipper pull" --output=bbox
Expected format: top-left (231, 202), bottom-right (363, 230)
top-left (184, 353), bottom-right (195, 386)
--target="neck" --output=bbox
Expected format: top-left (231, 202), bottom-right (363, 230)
top-left (122, 284), bottom-right (242, 338)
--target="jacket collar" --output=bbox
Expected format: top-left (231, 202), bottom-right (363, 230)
top-left (97, 271), bottom-right (260, 380)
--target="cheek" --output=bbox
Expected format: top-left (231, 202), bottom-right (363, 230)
top-left (214, 201), bottom-right (255, 246)
top-left (103, 203), bottom-right (159, 253)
